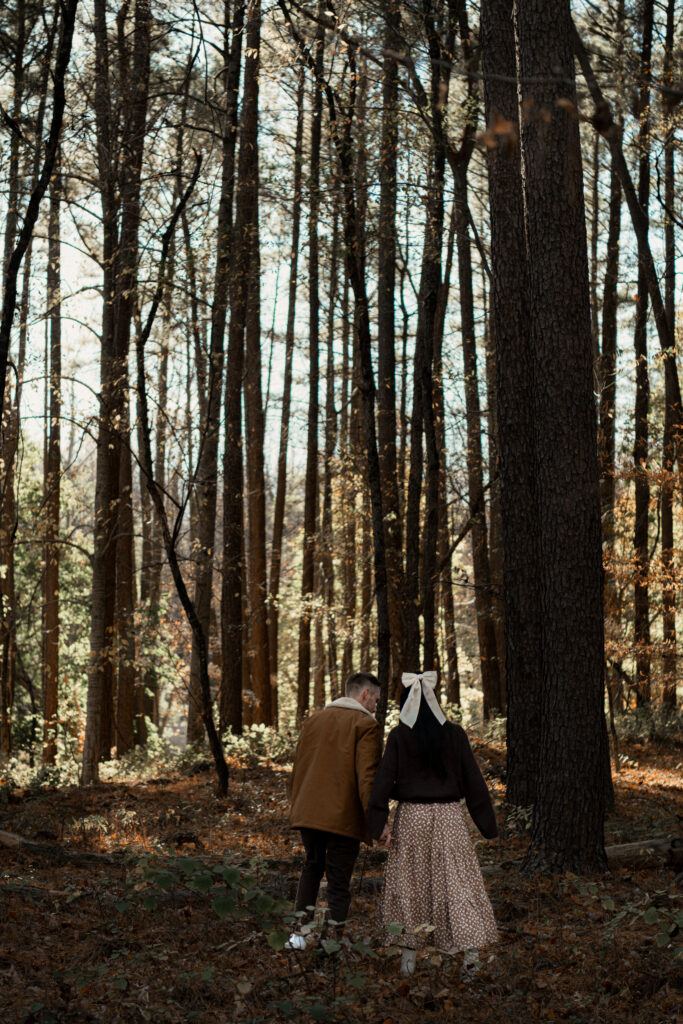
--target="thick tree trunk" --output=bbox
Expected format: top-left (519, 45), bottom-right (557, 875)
top-left (516, 0), bottom-right (608, 872)
top-left (482, 0), bottom-right (542, 806)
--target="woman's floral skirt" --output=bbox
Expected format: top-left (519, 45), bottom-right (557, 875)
top-left (381, 801), bottom-right (499, 952)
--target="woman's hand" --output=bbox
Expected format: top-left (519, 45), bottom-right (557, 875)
top-left (379, 824), bottom-right (392, 848)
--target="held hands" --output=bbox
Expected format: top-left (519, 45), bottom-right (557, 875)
top-left (378, 824), bottom-right (392, 848)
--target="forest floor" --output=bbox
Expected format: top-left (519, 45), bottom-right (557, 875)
top-left (1, 734), bottom-right (681, 1024)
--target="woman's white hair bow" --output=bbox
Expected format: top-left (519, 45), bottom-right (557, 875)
top-left (399, 671), bottom-right (446, 728)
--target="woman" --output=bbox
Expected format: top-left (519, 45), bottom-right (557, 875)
top-left (367, 671), bottom-right (498, 978)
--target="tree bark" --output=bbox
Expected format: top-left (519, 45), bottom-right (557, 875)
top-left (42, 152), bottom-right (62, 764)
top-left (296, 13), bottom-right (324, 727)
top-left (241, 0), bottom-right (271, 725)
top-left (632, 0), bottom-right (654, 706)
top-left (340, 275), bottom-right (356, 684)
top-left (267, 68), bottom-right (304, 718)
top-left (219, 0), bottom-right (249, 736)
top-left (377, 0), bottom-right (405, 693)
top-left (661, 0), bottom-right (676, 709)
top-left (482, 0), bottom-right (542, 806)
top-left (516, 0), bottom-right (608, 872)
top-left (453, 162), bottom-right (502, 717)
top-left (599, 144), bottom-right (622, 713)
top-left (83, 0), bottom-right (127, 782)
top-left (435, 203), bottom-right (459, 704)
top-left (321, 190), bottom-right (340, 701)
top-left (190, 0), bottom-right (244, 741)
top-left (484, 288), bottom-right (506, 703)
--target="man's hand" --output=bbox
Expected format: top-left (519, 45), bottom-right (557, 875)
top-left (379, 824), bottom-right (391, 848)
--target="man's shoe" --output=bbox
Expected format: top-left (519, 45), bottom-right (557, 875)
top-left (400, 948), bottom-right (416, 976)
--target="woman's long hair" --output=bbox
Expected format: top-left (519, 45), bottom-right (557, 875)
top-left (399, 686), bottom-right (447, 778)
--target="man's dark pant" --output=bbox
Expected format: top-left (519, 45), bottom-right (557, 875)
top-left (295, 828), bottom-right (360, 926)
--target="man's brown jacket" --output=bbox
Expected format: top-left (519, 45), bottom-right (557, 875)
top-left (289, 699), bottom-right (382, 842)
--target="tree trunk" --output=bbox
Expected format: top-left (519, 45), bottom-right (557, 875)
top-left (220, 0), bottom-right (249, 736)
top-left (296, 15), bottom-right (324, 726)
top-left (113, 1), bottom-right (152, 751)
top-left (599, 146), bottom-right (622, 714)
top-left (661, 0), bottom-right (676, 709)
top-left (482, 0), bottom-right (542, 806)
top-left (321, 192), bottom-right (339, 701)
top-left (42, 154), bottom-right (62, 764)
top-left (190, 0), bottom-right (244, 741)
top-left (589, 132), bottom-right (601, 365)
top-left (484, 288), bottom-right (506, 703)
top-left (109, 0), bottom-right (148, 758)
top-left (377, 0), bottom-right (405, 692)
top-left (435, 203), bottom-right (459, 704)
top-left (632, 0), bottom-right (654, 706)
top-left (516, 0), bottom-right (608, 872)
top-left (340, 276), bottom-right (356, 684)
top-left (360, 492), bottom-right (372, 666)
top-left (267, 68), bottom-right (304, 717)
top-left (453, 163), bottom-right (502, 717)
top-left (83, 0), bottom-right (125, 783)
top-left (241, 0), bottom-right (271, 725)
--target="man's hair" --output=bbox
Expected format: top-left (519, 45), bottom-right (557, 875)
top-left (345, 671), bottom-right (380, 697)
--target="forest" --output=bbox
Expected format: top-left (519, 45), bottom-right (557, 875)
top-left (0, 0), bottom-right (681, 1021)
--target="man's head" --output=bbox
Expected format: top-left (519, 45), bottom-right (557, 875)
top-left (345, 671), bottom-right (380, 714)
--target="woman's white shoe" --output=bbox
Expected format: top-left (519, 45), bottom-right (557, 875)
top-left (460, 948), bottom-right (480, 981)
top-left (400, 948), bottom-right (417, 976)
top-left (285, 932), bottom-right (307, 951)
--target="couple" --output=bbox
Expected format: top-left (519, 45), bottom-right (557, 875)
top-left (287, 669), bottom-right (498, 977)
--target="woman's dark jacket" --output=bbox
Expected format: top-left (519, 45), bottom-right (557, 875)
top-left (367, 721), bottom-right (498, 840)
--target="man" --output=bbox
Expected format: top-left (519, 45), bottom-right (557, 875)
top-left (288, 671), bottom-right (383, 944)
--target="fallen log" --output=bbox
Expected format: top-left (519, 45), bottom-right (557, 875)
top-left (2, 827), bottom-right (679, 876)
top-left (0, 829), bottom-right (123, 867)
top-left (605, 836), bottom-right (683, 869)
